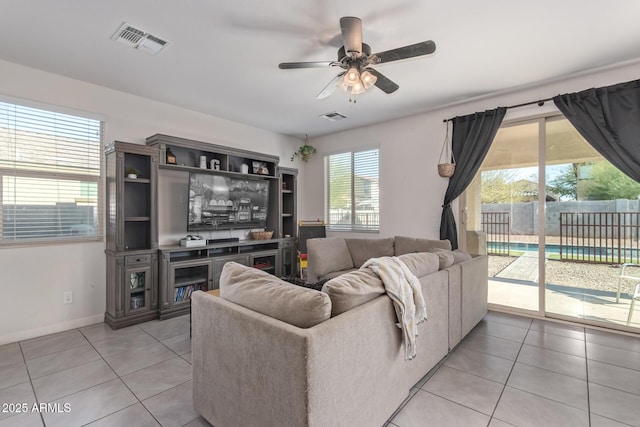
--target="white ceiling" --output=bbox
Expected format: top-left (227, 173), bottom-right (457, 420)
top-left (1, 1), bottom-right (639, 137)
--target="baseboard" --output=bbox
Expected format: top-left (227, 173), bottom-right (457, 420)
top-left (0, 314), bottom-right (104, 346)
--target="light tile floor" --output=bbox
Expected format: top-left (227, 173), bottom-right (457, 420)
top-left (1, 312), bottom-right (639, 426)
top-left (389, 311), bottom-right (640, 427)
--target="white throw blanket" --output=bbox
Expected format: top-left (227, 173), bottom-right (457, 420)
top-left (361, 256), bottom-right (427, 360)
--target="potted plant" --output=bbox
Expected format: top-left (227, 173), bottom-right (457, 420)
top-left (126, 167), bottom-right (141, 179)
top-left (291, 143), bottom-right (316, 162)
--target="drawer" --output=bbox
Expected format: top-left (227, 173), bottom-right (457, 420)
top-left (125, 254), bottom-right (151, 266)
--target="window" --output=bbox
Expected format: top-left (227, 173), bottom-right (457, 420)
top-left (325, 148), bottom-right (379, 232)
top-left (0, 100), bottom-right (103, 245)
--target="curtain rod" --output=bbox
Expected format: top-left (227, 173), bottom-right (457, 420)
top-left (442, 96), bottom-right (555, 123)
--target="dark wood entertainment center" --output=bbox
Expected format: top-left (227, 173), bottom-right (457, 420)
top-left (104, 135), bottom-right (298, 328)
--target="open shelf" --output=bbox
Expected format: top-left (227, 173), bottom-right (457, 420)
top-left (147, 134), bottom-right (279, 179)
top-left (174, 283), bottom-right (208, 303)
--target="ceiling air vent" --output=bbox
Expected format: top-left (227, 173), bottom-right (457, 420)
top-left (112, 23), bottom-right (168, 55)
top-left (319, 112), bottom-right (347, 122)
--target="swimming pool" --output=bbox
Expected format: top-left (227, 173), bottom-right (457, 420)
top-left (486, 241), bottom-right (634, 258)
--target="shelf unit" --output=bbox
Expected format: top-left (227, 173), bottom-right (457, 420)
top-left (158, 239), bottom-right (281, 319)
top-left (169, 258), bottom-right (213, 307)
top-left (146, 134), bottom-right (279, 179)
top-left (104, 134), bottom-right (300, 324)
top-left (278, 167), bottom-right (298, 277)
top-left (105, 141), bottom-right (159, 328)
top-left (279, 167), bottom-right (298, 239)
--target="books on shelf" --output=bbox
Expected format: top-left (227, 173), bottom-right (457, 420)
top-left (174, 282), bottom-right (209, 303)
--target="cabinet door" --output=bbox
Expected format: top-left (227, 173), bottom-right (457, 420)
top-left (280, 247), bottom-right (296, 277)
top-left (250, 250), bottom-right (279, 276)
top-left (169, 259), bottom-right (213, 307)
top-left (213, 254), bottom-right (250, 289)
top-left (124, 265), bottom-right (152, 315)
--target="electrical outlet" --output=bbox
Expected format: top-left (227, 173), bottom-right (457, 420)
top-left (432, 219), bottom-right (440, 229)
top-left (63, 291), bottom-right (73, 304)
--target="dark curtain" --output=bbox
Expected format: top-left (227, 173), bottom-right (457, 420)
top-left (553, 79), bottom-right (640, 182)
top-left (440, 107), bottom-right (507, 249)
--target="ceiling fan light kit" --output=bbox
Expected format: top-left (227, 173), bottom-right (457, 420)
top-left (278, 16), bottom-right (436, 101)
top-left (339, 64), bottom-right (377, 97)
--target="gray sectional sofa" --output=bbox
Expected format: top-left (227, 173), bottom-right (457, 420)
top-left (191, 236), bottom-right (488, 427)
top-left (307, 236), bottom-right (489, 344)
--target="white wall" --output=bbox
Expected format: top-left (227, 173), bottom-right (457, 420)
top-left (302, 61), bottom-right (640, 243)
top-left (0, 59), bottom-right (305, 344)
top-left (3, 57), bottom-right (639, 345)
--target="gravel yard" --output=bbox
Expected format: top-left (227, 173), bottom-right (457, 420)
top-left (489, 255), bottom-right (633, 294)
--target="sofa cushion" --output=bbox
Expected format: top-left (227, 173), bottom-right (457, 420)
top-left (307, 237), bottom-right (354, 279)
top-left (344, 238), bottom-right (395, 268)
top-left (427, 250), bottom-right (455, 269)
top-left (394, 236), bottom-right (452, 255)
top-left (430, 248), bottom-right (473, 265)
top-left (220, 262), bottom-right (331, 328)
top-left (397, 253), bottom-right (440, 277)
top-left (323, 268), bottom-right (358, 280)
top-left (321, 269), bottom-right (385, 316)
top-left (452, 249), bottom-right (473, 263)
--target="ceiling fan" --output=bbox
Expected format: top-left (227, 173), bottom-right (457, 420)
top-left (278, 16), bottom-right (436, 100)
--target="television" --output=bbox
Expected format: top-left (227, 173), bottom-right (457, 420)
top-left (187, 172), bottom-right (270, 232)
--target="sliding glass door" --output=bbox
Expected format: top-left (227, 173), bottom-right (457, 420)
top-left (474, 120), bottom-right (541, 313)
top-left (464, 114), bottom-right (640, 332)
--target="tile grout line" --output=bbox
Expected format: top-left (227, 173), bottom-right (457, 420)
top-left (80, 326), bottom-right (170, 426)
top-left (32, 326), bottom-right (129, 426)
top-left (78, 321), bottom-right (195, 426)
top-left (423, 316), bottom-right (543, 424)
top-left (425, 317), bottom-right (530, 425)
top-left (490, 323), bottom-right (638, 425)
top-left (17, 337), bottom-right (46, 427)
top-left (486, 318), bottom-right (531, 424)
top-left (584, 327), bottom-right (592, 427)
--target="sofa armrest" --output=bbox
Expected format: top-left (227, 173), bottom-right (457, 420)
top-left (460, 254), bottom-right (488, 337)
top-left (191, 291), bottom-right (310, 427)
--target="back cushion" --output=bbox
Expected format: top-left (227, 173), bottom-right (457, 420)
top-left (452, 249), bottom-right (473, 263)
top-left (427, 250), bottom-right (455, 270)
top-left (430, 248), bottom-right (473, 265)
top-left (321, 269), bottom-right (385, 316)
top-left (307, 237), bottom-right (354, 279)
top-left (345, 238), bottom-right (395, 267)
top-left (397, 252), bottom-right (440, 277)
top-left (394, 236), bottom-right (452, 255)
top-left (220, 262), bottom-right (331, 328)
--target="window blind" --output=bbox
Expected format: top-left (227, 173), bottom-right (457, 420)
top-left (325, 148), bottom-right (379, 232)
top-left (0, 101), bottom-right (103, 245)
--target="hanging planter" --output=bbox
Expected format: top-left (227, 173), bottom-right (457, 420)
top-left (437, 121), bottom-right (456, 178)
top-left (291, 135), bottom-right (316, 162)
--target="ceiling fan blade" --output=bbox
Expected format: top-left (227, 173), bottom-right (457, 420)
top-left (339, 16), bottom-right (362, 55)
top-left (368, 68), bottom-right (399, 94)
top-left (279, 61), bottom-right (337, 69)
top-left (373, 40), bottom-right (436, 64)
top-left (316, 72), bottom-right (346, 99)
